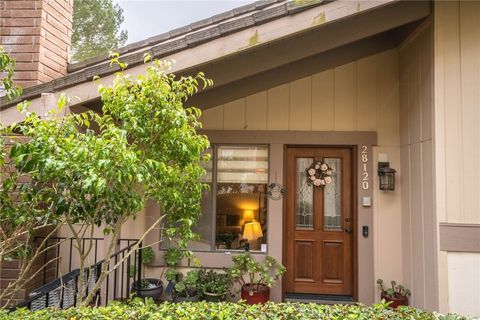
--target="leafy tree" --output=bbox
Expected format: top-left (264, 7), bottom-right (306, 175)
top-left (0, 46), bottom-right (22, 100)
top-left (0, 133), bottom-right (62, 305)
top-left (71, 0), bottom-right (128, 62)
top-left (0, 123), bottom-right (65, 307)
top-left (3, 55), bottom-right (212, 307)
top-left (10, 95), bottom-right (145, 304)
top-left (0, 49), bottom-right (53, 307)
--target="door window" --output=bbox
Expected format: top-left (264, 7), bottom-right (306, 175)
top-left (323, 158), bottom-right (342, 230)
top-left (295, 158), bottom-right (314, 229)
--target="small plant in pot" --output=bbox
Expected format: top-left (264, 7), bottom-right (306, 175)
top-left (198, 268), bottom-right (231, 302)
top-left (377, 279), bottom-right (411, 308)
top-left (163, 247), bottom-right (185, 298)
top-left (169, 269), bottom-right (200, 302)
top-left (131, 246), bottom-right (163, 300)
top-left (228, 253), bottom-right (285, 304)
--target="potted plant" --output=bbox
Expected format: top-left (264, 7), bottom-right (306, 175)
top-left (198, 269), bottom-right (231, 302)
top-left (170, 269), bottom-right (201, 302)
top-left (377, 279), bottom-right (411, 308)
top-left (131, 246), bottom-right (163, 300)
top-left (228, 253), bottom-right (285, 304)
top-left (163, 247), bottom-right (185, 298)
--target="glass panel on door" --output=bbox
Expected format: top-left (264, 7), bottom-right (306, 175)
top-left (296, 158), bottom-right (314, 229)
top-left (323, 158), bottom-right (342, 230)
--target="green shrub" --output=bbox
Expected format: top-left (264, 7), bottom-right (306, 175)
top-left (198, 269), bottom-right (231, 296)
top-left (141, 247), bottom-right (155, 265)
top-left (174, 270), bottom-right (200, 298)
top-left (1, 299), bottom-right (469, 320)
top-left (228, 253), bottom-right (285, 295)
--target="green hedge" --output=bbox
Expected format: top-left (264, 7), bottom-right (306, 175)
top-left (1, 299), bottom-right (469, 320)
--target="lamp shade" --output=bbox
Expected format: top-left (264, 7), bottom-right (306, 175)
top-left (243, 221), bottom-right (263, 241)
top-left (243, 210), bottom-right (254, 222)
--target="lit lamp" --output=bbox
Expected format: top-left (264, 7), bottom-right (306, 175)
top-left (243, 210), bottom-right (254, 223)
top-left (243, 221), bottom-right (263, 241)
top-left (378, 162), bottom-right (396, 191)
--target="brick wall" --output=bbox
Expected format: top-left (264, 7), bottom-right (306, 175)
top-left (0, 0), bottom-right (73, 88)
top-left (0, 244), bottom-right (58, 307)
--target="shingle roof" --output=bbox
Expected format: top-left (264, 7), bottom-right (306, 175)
top-left (0, 0), bottom-right (327, 109)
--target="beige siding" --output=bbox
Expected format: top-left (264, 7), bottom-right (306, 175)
top-left (312, 70), bottom-right (335, 131)
top-left (202, 50), bottom-right (399, 144)
top-left (202, 48), bottom-right (403, 299)
top-left (399, 22), bottom-right (437, 311)
top-left (267, 84), bottom-right (290, 130)
top-left (435, 1), bottom-right (480, 225)
top-left (447, 252), bottom-right (480, 318)
top-left (334, 63), bottom-right (357, 131)
top-left (435, 1), bottom-right (480, 316)
top-left (245, 92), bottom-right (268, 130)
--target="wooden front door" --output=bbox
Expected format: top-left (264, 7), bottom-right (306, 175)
top-left (285, 147), bottom-right (353, 296)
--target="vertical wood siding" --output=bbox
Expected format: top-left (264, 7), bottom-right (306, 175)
top-left (201, 50), bottom-right (400, 147)
top-left (435, 1), bottom-right (480, 317)
top-left (399, 22), bottom-right (437, 311)
top-left (435, 1), bottom-right (480, 225)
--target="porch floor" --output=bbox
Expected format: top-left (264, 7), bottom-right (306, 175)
top-left (284, 293), bottom-right (354, 305)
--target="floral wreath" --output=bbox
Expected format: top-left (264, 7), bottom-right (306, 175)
top-left (306, 161), bottom-right (334, 188)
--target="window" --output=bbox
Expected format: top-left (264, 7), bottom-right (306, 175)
top-left (188, 145), bottom-right (269, 252)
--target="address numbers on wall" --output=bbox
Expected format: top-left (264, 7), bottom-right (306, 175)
top-left (361, 145), bottom-right (369, 190)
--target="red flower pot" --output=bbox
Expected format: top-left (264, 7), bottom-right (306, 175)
top-left (381, 293), bottom-right (409, 308)
top-left (241, 284), bottom-right (270, 304)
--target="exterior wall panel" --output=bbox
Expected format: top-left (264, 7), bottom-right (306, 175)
top-left (267, 84), bottom-right (290, 130)
top-left (447, 252), bottom-right (480, 317)
top-left (435, 1), bottom-right (480, 317)
top-left (289, 77), bottom-right (312, 131)
top-left (202, 48), bottom-right (403, 302)
top-left (312, 70), bottom-right (335, 131)
top-left (399, 22), bottom-right (437, 311)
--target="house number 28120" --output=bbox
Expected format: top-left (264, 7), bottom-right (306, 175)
top-left (361, 145), bottom-right (369, 190)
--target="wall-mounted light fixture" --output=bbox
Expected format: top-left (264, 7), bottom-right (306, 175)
top-left (378, 162), bottom-right (396, 191)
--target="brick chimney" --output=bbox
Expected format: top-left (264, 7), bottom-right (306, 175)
top-left (0, 0), bottom-right (73, 88)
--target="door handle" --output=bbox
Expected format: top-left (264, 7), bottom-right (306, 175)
top-left (344, 227), bottom-right (352, 233)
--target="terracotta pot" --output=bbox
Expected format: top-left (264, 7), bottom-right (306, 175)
top-left (381, 293), bottom-right (409, 308)
top-left (241, 284), bottom-right (270, 304)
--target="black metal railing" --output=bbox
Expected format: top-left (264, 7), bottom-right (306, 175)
top-left (33, 236), bottom-right (104, 285)
top-left (13, 238), bottom-right (142, 311)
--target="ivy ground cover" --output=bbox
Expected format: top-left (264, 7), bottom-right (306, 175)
top-left (1, 299), bottom-right (469, 320)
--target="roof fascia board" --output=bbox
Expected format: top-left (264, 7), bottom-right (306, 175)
top-left (67, 0), bottom-right (285, 72)
top-left (183, 0), bottom-right (430, 92)
top-left (1, 0), bottom-right (418, 125)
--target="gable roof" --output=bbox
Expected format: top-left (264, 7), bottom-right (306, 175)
top-left (0, 0), bottom-right (327, 109)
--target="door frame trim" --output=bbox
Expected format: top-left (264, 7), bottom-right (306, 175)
top-left (199, 130), bottom-right (376, 303)
top-left (282, 145), bottom-right (358, 301)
